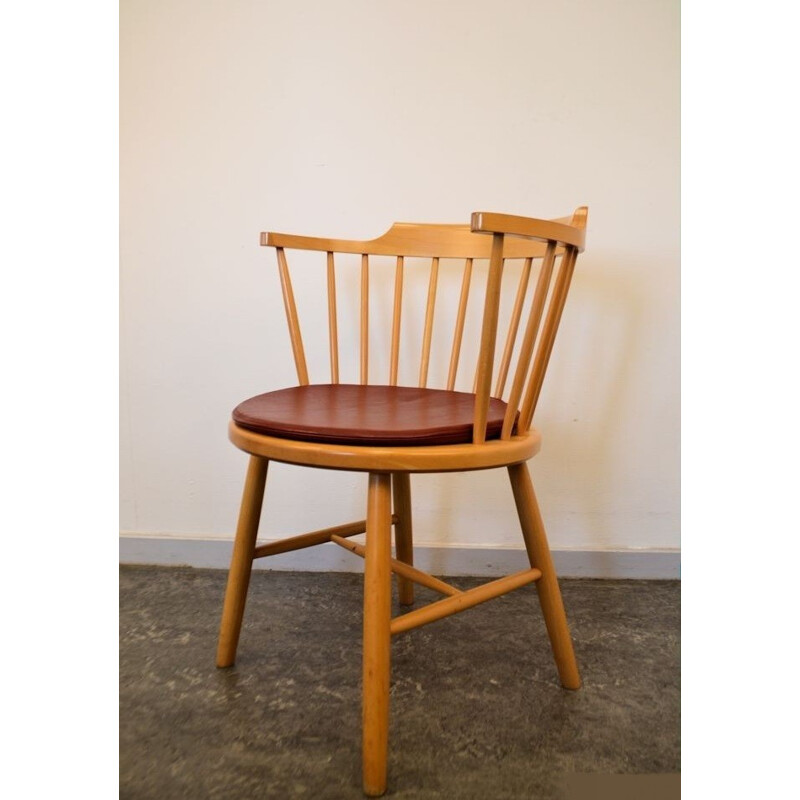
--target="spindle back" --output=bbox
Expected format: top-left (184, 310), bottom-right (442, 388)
top-left (262, 208), bottom-right (587, 444)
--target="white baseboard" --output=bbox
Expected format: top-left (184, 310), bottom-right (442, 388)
top-left (119, 533), bottom-right (679, 579)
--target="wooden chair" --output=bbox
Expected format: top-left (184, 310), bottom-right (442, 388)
top-left (217, 208), bottom-right (588, 796)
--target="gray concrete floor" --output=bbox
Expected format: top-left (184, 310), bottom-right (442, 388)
top-left (120, 566), bottom-right (679, 799)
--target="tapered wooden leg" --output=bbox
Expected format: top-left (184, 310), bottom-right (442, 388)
top-left (391, 472), bottom-right (414, 606)
top-left (362, 472), bottom-right (392, 796)
top-left (216, 456), bottom-right (269, 668)
top-left (507, 462), bottom-right (581, 689)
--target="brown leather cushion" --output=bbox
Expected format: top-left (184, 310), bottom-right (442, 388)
top-left (232, 384), bottom-right (511, 447)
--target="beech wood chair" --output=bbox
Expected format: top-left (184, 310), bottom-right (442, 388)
top-left (217, 208), bottom-right (588, 796)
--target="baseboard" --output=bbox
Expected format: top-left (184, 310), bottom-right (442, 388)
top-left (119, 533), bottom-right (680, 579)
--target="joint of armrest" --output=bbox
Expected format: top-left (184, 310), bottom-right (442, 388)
top-left (470, 211), bottom-right (586, 252)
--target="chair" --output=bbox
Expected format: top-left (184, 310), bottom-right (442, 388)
top-left (217, 208), bottom-right (588, 796)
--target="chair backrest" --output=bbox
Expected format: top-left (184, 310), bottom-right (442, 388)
top-left (261, 208), bottom-right (587, 445)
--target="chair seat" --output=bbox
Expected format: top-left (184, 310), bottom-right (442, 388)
top-left (232, 384), bottom-right (511, 447)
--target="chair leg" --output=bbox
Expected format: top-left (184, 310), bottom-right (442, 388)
top-left (216, 456), bottom-right (269, 668)
top-left (507, 462), bottom-right (581, 690)
top-left (362, 472), bottom-right (393, 797)
top-left (391, 472), bottom-right (415, 606)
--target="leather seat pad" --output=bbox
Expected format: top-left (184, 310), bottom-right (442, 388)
top-left (232, 384), bottom-right (511, 446)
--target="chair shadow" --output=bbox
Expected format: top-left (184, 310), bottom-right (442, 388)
top-left (424, 254), bottom-right (654, 561)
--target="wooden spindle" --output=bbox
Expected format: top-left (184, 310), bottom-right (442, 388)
top-left (327, 251), bottom-right (339, 384)
top-left (471, 258), bottom-right (505, 397)
top-left (276, 247), bottom-right (309, 385)
top-left (494, 257), bottom-right (532, 398)
top-left (389, 256), bottom-right (404, 385)
top-left (519, 246), bottom-right (578, 431)
top-left (331, 534), bottom-right (458, 598)
top-left (419, 257), bottom-right (439, 388)
top-left (361, 253), bottom-right (369, 385)
top-left (472, 235), bottom-right (505, 444)
top-left (389, 566), bottom-right (542, 635)
top-left (446, 258), bottom-right (473, 391)
top-left (500, 242), bottom-right (556, 439)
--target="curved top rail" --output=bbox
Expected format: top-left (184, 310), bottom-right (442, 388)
top-left (262, 215), bottom-right (580, 259)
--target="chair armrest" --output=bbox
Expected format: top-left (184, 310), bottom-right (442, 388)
top-left (470, 211), bottom-right (586, 252)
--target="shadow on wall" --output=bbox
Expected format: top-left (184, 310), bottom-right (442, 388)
top-left (528, 253), bottom-right (651, 547)
top-left (428, 253), bottom-right (646, 552)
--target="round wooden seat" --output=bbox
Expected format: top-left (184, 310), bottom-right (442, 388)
top-left (232, 384), bottom-right (511, 447)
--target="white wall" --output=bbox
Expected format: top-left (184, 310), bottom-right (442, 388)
top-left (120, 0), bottom-right (679, 558)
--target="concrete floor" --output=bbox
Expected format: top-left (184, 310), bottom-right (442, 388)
top-left (120, 566), bottom-right (679, 799)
